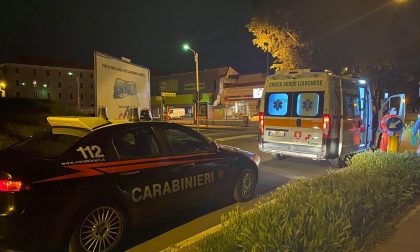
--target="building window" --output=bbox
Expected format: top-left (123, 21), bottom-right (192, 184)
top-left (58, 82), bottom-right (62, 88)
top-left (16, 92), bottom-right (20, 98)
top-left (33, 69), bottom-right (36, 75)
top-left (91, 104), bottom-right (94, 107)
top-left (16, 80), bottom-right (19, 87)
top-left (34, 92), bottom-right (38, 99)
top-left (58, 93), bottom-right (62, 99)
top-left (81, 104), bottom-right (84, 108)
top-left (90, 73), bottom-right (93, 78)
top-left (70, 93), bottom-right (73, 100)
top-left (90, 94), bottom-right (94, 99)
top-left (15, 67), bottom-right (19, 74)
top-left (80, 83), bottom-right (84, 89)
top-left (46, 70), bottom-right (50, 76)
top-left (58, 71), bottom-right (61, 77)
top-left (80, 93), bottom-right (84, 100)
top-left (79, 72), bottom-right (83, 78)
top-left (47, 92), bottom-right (50, 100)
top-left (91, 83), bottom-right (94, 89)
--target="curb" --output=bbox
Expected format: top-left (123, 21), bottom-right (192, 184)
top-left (160, 195), bottom-right (278, 252)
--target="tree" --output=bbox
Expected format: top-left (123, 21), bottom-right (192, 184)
top-left (246, 18), bottom-right (311, 71)
top-left (352, 56), bottom-right (396, 111)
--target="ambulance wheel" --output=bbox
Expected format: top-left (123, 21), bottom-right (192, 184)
top-left (330, 156), bottom-right (346, 168)
top-left (69, 203), bottom-right (126, 252)
top-left (233, 168), bottom-right (257, 202)
top-left (272, 153), bottom-right (287, 160)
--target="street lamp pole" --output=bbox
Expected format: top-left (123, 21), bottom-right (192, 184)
top-left (68, 72), bottom-right (80, 112)
top-left (183, 44), bottom-right (200, 131)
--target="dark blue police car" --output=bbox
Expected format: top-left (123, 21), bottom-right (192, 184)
top-left (0, 117), bottom-right (259, 251)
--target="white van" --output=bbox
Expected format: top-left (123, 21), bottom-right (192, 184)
top-left (258, 69), bottom-right (376, 167)
top-left (168, 108), bottom-right (186, 120)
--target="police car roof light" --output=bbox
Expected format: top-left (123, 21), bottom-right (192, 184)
top-left (47, 116), bottom-right (110, 131)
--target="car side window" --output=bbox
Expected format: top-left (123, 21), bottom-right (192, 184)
top-left (163, 127), bottom-right (211, 154)
top-left (113, 127), bottom-right (160, 160)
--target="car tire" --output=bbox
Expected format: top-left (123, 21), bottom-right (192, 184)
top-left (69, 204), bottom-right (126, 252)
top-left (330, 156), bottom-right (347, 168)
top-left (180, 116), bottom-right (183, 120)
top-left (272, 153), bottom-right (287, 160)
top-left (233, 168), bottom-right (257, 202)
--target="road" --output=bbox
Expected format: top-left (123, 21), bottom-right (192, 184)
top-left (125, 126), bottom-right (332, 252)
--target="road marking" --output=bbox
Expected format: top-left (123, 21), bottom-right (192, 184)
top-left (214, 134), bottom-right (256, 141)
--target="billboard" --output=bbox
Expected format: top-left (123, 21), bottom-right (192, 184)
top-left (94, 51), bottom-right (150, 119)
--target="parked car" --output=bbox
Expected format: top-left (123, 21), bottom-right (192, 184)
top-left (0, 116), bottom-right (259, 251)
top-left (168, 108), bottom-right (186, 119)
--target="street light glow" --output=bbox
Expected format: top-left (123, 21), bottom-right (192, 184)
top-left (68, 72), bottom-right (74, 76)
top-left (393, 0), bottom-right (408, 4)
top-left (182, 43), bottom-right (190, 51)
top-left (358, 79), bottom-right (367, 85)
top-left (42, 83), bottom-right (48, 88)
top-left (0, 81), bottom-right (5, 89)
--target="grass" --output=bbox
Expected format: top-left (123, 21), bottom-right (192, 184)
top-left (190, 151), bottom-right (420, 252)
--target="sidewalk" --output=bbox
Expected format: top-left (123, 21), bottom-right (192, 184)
top-left (373, 133), bottom-right (419, 252)
top-left (373, 203), bottom-right (420, 252)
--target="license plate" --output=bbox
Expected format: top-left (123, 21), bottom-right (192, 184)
top-left (268, 130), bottom-right (286, 137)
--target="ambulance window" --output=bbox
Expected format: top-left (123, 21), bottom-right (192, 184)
top-left (296, 93), bottom-right (320, 117)
top-left (114, 127), bottom-right (160, 160)
top-left (344, 94), bottom-right (361, 119)
top-left (267, 93), bottom-right (289, 116)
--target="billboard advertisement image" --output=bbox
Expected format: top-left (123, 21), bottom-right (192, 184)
top-left (94, 51), bottom-right (150, 119)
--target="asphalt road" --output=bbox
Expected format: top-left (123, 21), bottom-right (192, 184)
top-left (125, 126), bottom-right (332, 252)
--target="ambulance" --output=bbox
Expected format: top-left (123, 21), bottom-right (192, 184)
top-left (258, 69), bottom-right (376, 167)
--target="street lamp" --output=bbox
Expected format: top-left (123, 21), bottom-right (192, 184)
top-left (183, 43), bottom-right (200, 130)
top-left (68, 72), bottom-right (81, 112)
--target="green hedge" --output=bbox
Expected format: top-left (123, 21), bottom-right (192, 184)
top-left (0, 98), bottom-right (82, 149)
top-left (194, 151), bottom-right (420, 252)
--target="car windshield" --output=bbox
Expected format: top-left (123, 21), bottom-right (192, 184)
top-left (9, 127), bottom-right (89, 158)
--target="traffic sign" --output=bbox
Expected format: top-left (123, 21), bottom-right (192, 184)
top-left (386, 116), bottom-right (403, 132)
top-left (161, 92), bottom-right (176, 97)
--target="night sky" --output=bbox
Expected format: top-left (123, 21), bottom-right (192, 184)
top-left (2, 0), bottom-right (420, 78)
top-left (1, 0), bottom-right (264, 75)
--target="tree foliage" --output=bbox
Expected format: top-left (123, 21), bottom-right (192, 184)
top-left (246, 18), bottom-right (311, 71)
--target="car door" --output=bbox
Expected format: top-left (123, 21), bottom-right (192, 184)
top-left (111, 125), bottom-right (182, 224)
top-left (155, 124), bottom-right (231, 203)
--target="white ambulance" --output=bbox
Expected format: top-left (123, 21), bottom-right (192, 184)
top-left (258, 69), bottom-right (376, 167)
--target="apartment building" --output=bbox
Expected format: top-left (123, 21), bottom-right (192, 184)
top-left (0, 63), bottom-right (95, 113)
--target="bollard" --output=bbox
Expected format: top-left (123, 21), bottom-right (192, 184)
top-left (387, 135), bottom-right (399, 152)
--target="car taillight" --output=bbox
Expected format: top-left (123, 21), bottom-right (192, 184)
top-left (259, 112), bottom-right (264, 134)
top-left (323, 114), bottom-right (331, 139)
top-left (0, 180), bottom-right (23, 192)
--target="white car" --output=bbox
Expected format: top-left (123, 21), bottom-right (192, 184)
top-left (169, 108), bottom-right (186, 119)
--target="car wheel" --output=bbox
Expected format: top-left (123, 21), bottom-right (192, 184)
top-left (180, 116), bottom-right (183, 120)
top-left (69, 205), bottom-right (126, 252)
top-left (330, 156), bottom-right (349, 168)
top-left (233, 168), bottom-right (257, 202)
top-left (272, 153), bottom-right (287, 160)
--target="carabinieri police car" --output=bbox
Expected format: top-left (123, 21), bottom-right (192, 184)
top-left (0, 116), bottom-right (259, 252)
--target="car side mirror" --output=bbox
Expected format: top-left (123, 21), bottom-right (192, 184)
top-left (210, 141), bottom-right (219, 152)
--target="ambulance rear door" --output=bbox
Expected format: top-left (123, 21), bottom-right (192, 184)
top-left (262, 71), bottom-right (328, 159)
